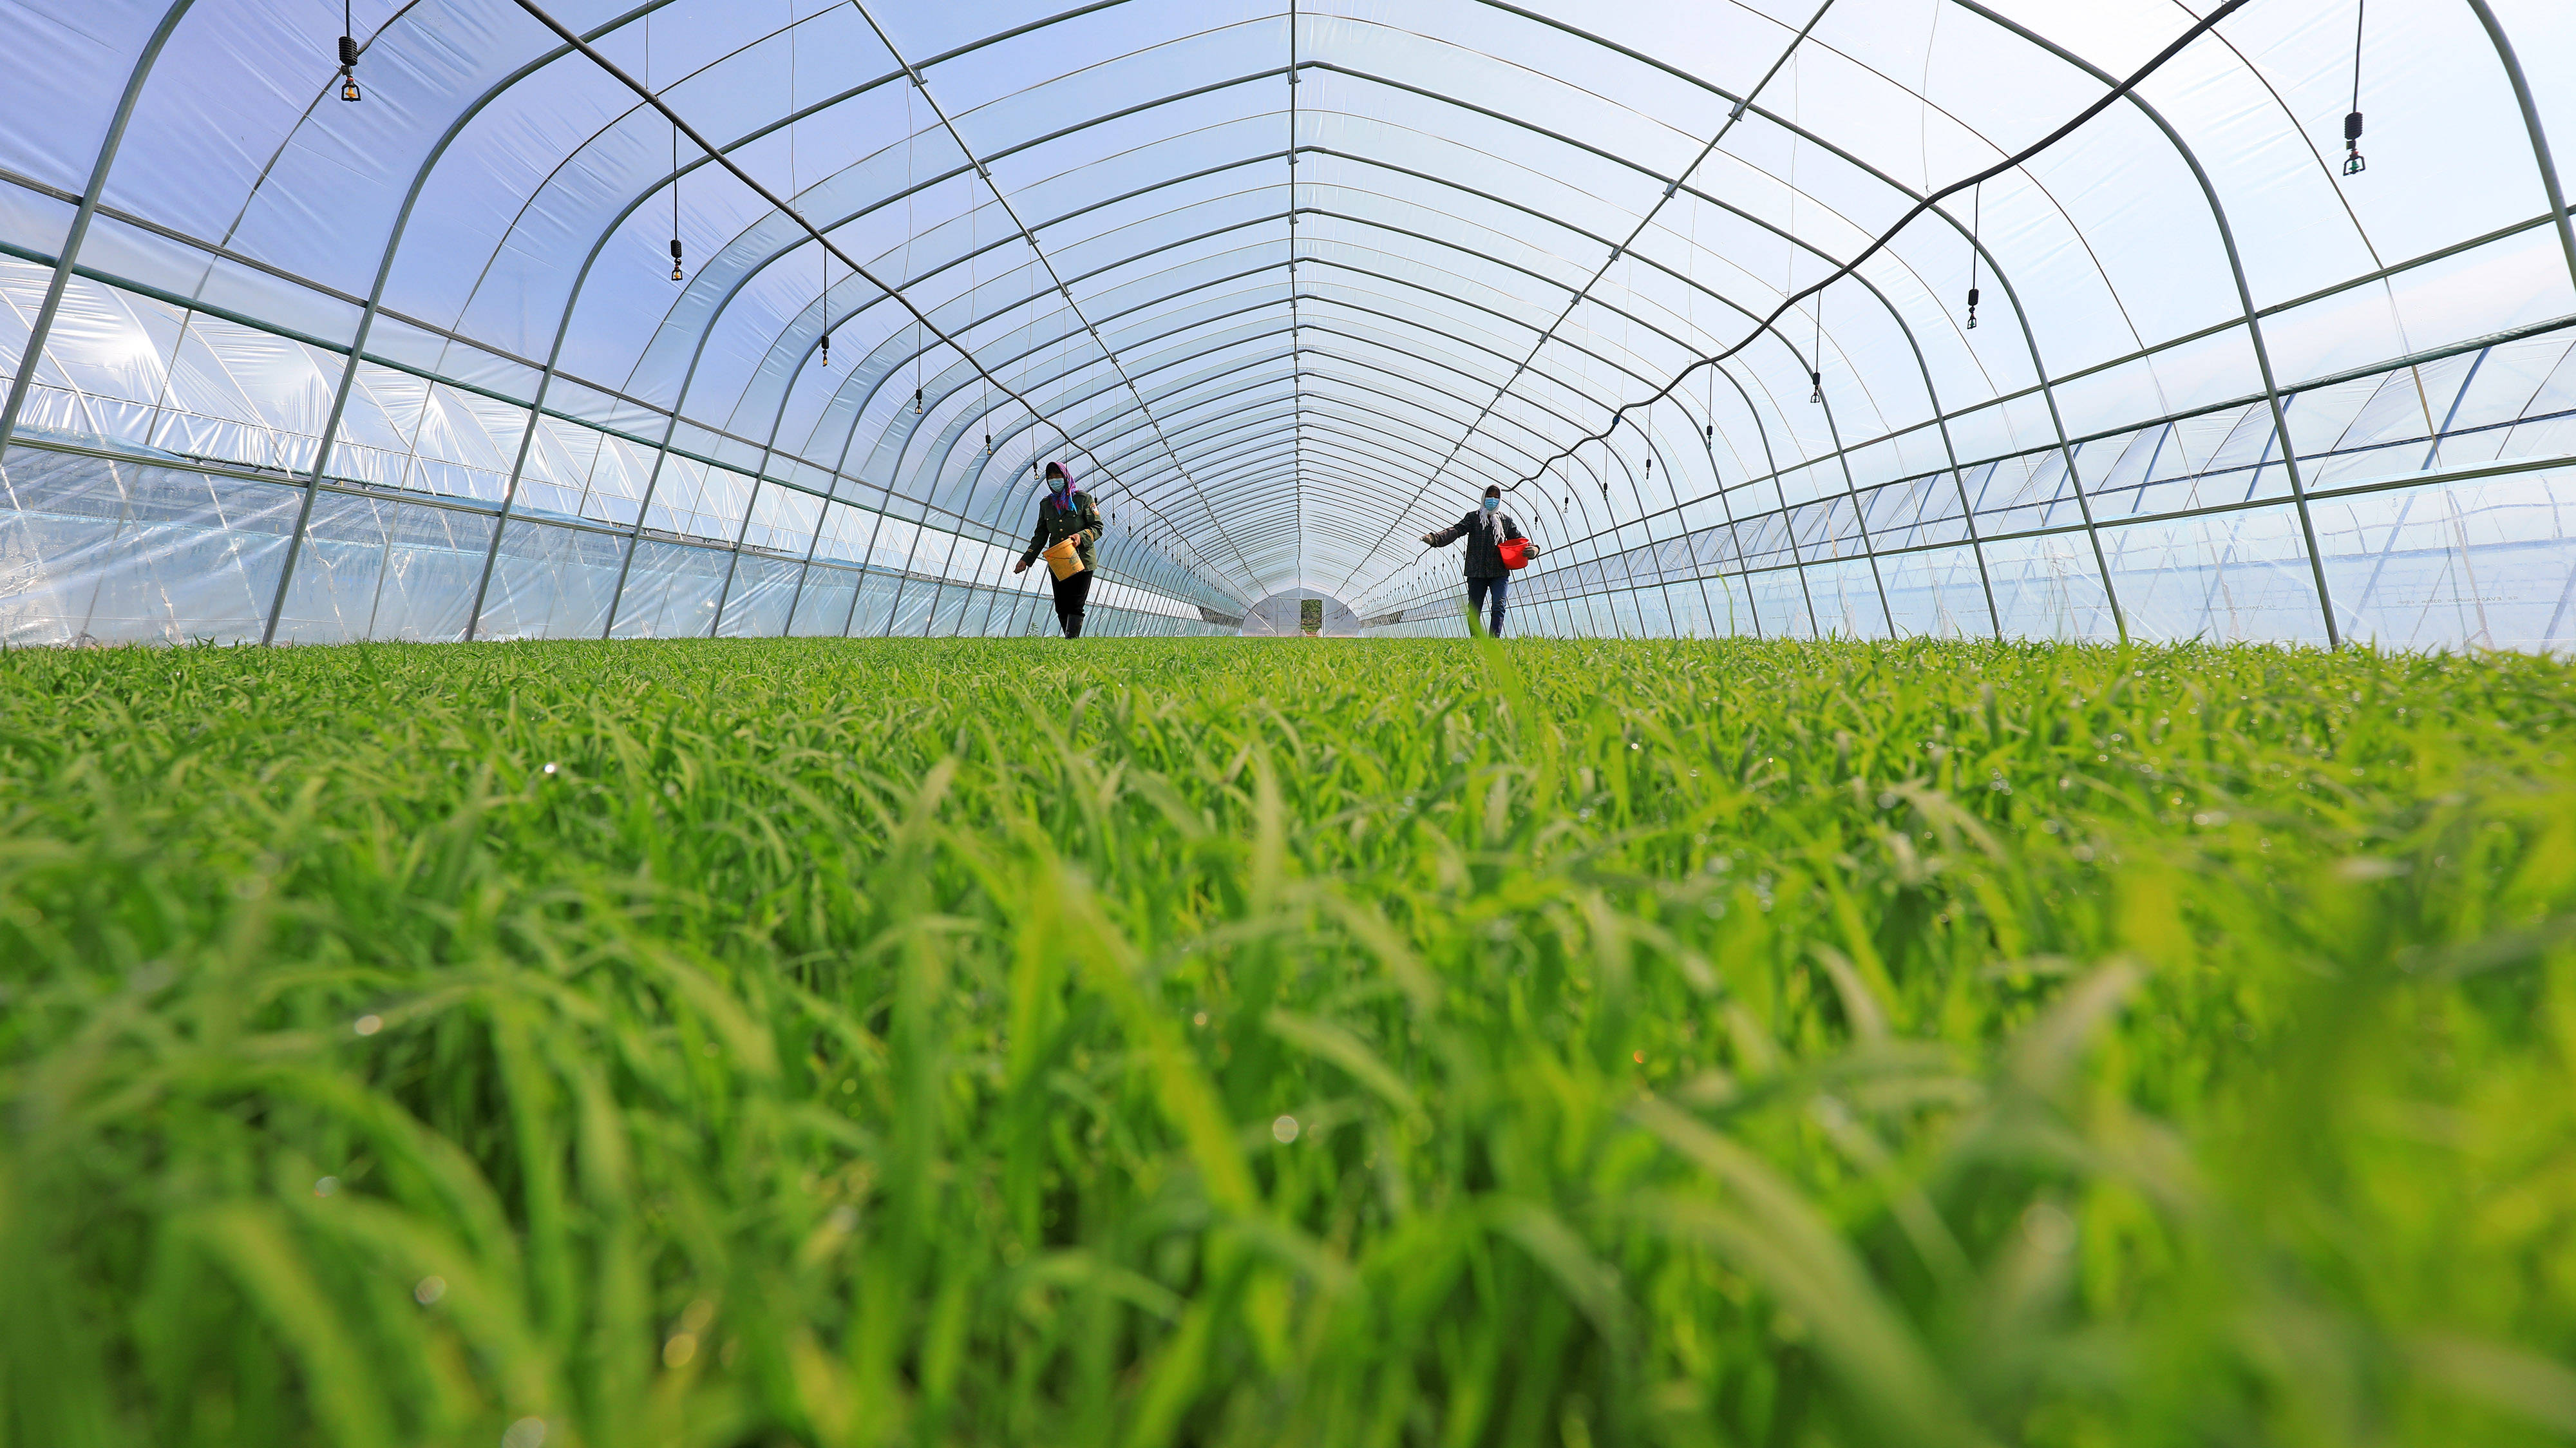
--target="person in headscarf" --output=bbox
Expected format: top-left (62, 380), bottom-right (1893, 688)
top-left (1421, 483), bottom-right (1536, 637)
top-left (1014, 459), bottom-right (1104, 638)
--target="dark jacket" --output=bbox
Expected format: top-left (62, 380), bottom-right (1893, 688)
top-left (1019, 465), bottom-right (1104, 571)
top-left (1426, 507), bottom-right (1528, 580)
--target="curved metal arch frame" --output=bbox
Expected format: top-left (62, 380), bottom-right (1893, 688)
top-left (171, 1), bottom-right (1236, 642)
top-left (1279, 150), bottom-right (2044, 604)
top-left (501, 47), bottom-right (2040, 602)
top-left (1406, 3), bottom-right (2401, 642)
top-left (942, 272), bottom-right (1658, 502)
top-left (1299, 12), bottom-right (2244, 622)
top-left (502, 0), bottom-right (1291, 609)
top-left (732, 184), bottom-right (1716, 530)
top-left (393, 0), bottom-right (1905, 458)
top-left (781, 174), bottom-right (1676, 499)
top-left (603, 183), bottom-right (1287, 620)
top-left (1059, 250), bottom-right (1823, 520)
top-left (267, 3), bottom-right (661, 645)
top-left (1102, 367), bottom-right (1540, 507)
top-left (1316, 90), bottom-right (2099, 620)
top-left (849, 3), bottom-right (1282, 593)
top-left (814, 209), bottom-right (1927, 613)
top-left (1145, 379), bottom-right (1549, 505)
top-left (1209, 390), bottom-right (1533, 500)
top-left (1130, 329), bottom-right (1600, 476)
top-left (422, 36), bottom-right (2027, 622)
top-left (1309, 0), bottom-right (1841, 593)
top-left (1106, 362), bottom-right (1540, 499)
top-left (1109, 402), bottom-right (1485, 505)
top-left (1961, 1), bottom-right (2328, 643)
top-left (890, 354), bottom-right (1546, 595)
top-left (0, 3), bottom-right (196, 470)
top-left (910, 309), bottom-right (1309, 494)
top-left (1371, 347), bottom-right (1813, 628)
top-left (480, 30), bottom-right (1868, 435)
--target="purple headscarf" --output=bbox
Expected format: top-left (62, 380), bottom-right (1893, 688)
top-left (1045, 459), bottom-right (1079, 510)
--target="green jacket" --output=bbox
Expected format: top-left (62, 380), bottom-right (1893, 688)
top-left (1021, 486), bottom-right (1103, 571)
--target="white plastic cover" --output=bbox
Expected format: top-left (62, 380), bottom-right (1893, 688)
top-left (3, 0), bottom-right (2573, 647)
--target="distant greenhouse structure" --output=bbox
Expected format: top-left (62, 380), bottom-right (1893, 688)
top-left (4, 1), bottom-right (2574, 650)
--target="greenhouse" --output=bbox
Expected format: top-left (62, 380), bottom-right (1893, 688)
top-left (5, 1), bottom-right (2573, 648)
top-left (8, 6), bottom-right (2576, 1448)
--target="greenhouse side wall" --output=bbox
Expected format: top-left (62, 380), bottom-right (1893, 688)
top-left (11, 179), bottom-right (2576, 651)
top-left (1361, 325), bottom-right (2576, 653)
top-left (0, 266), bottom-right (1236, 646)
top-left (0, 441), bottom-right (1235, 646)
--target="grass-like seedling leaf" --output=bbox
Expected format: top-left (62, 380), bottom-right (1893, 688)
top-left (3, 636), bottom-right (2574, 1447)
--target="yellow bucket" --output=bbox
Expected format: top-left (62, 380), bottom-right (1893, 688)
top-left (1041, 536), bottom-right (1086, 580)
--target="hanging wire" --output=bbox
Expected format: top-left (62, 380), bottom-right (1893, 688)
top-left (973, 184), bottom-right (992, 455)
top-left (337, 0), bottom-right (361, 101)
top-left (2342, 0), bottom-right (2367, 175)
top-left (806, 19), bottom-right (833, 368)
top-left (1809, 287), bottom-right (1824, 405)
top-left (906, 77), bottom-right (922, 412)
top-left (793, 14), bottom-right (829, 369)
top-left (666, 33), bottom-right (685, 281)
top-left (1965, 180), bottom-right (1982, 329)
top-left (649, 12), bottom-right (681, 282)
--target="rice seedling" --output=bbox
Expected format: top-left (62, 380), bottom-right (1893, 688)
top-left (3, 635), bottom-right (2573, 1448)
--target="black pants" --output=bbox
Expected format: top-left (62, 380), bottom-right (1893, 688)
top-left (1052, 568), bottom-right (1093, 638)
top-left (1467, 574), bottom-right (1510, 636)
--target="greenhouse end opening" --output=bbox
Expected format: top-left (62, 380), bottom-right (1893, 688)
top-left (8, 6), bottom-right (2576, 1448)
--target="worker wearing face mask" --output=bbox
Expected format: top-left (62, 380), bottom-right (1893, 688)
top-left (1421, 484), bottom-right (1537, 638)
top-left (1013, 460), bottom-right (1103, 638)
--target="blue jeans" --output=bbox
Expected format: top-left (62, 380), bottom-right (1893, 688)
top-left (1467, 575), bottom-right (1510, 636)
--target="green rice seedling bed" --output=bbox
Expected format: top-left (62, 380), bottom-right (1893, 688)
top-left (3, 636), bottom-right (2573, 1448)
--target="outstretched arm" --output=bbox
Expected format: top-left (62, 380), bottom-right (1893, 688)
top-left (1016, 511), bottom-right (1046, 572)
top-left (1421, 513), bottom-right (1469, 547)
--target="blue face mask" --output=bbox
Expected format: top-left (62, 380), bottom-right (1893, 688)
top-left (1481, 497), bottom-right (1500, 512)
